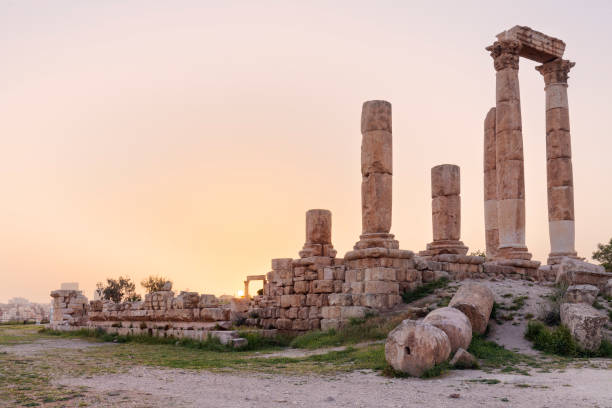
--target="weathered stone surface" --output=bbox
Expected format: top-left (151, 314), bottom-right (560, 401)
top-left (449, 283), bottom-right (494, 335)
top-left (496, 26), bottom-right (565, 63)
top-left (449, 348), bottom-right (477, 369)
top-left (361, 130), bottom-right (392, 176)
top-left (432, 195), bottom-right (461, 242)
top-left (361, 173), bottom-right (392, 234)
top-left (563, 284), bottom-right (599, 305)
top-left (361, 100), bottom-right (391, 133)
top-left (385, 320), bottom-right (451, 377)
top-left (560, 303), bottom-right (608, 351)
top-left (556, 258), bottom-right (611, 289)
top-left (431, 164), bottom-right (460, 197)
top-left (305, 209), bottom-right (332, 245)
top-left (423, 307), bottom-right (472, 354)
top-left (604, 279), bottom-right (612, 298)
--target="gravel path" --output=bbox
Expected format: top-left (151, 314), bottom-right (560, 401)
top-left (58, 366), bottom-right (612, 407)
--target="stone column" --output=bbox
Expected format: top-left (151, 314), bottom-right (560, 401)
top-left (243, 281), bottom-right (249, 298)
top-left (483, 107), bottom-right (499, 258)
top-left (486, 40), bottom-right (532, 260)
top-left (422, 164), bottom-right (467, 256)
top-left (536, 59), bottom-right (578, 264)
top-left (354, 100), bottom-right (398, 250)
top-left (300, 209), bottom-right (336, 258)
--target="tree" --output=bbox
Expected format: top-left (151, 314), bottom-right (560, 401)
top-left (96, 276), bottom-right (141, 303)
top-left (141, 276), bottom-right (172, 293)
top-left (593, 238), bottom-right (612, 271)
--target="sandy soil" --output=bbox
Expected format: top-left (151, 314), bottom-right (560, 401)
top-left (58, 366), bottom-right (612, 408)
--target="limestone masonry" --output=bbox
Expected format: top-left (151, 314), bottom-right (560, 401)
top-left (49, 26), bottom-right (612, 337)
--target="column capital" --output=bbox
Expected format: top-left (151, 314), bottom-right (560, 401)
top-left (536, 58), bottom-right (575, 85)
top-left (486, 40), bottom-right (521, 71)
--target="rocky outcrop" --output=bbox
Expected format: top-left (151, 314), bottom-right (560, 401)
top-left (556, 258), bottom-right (612, 289)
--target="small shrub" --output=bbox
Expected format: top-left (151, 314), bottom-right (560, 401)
top-left (539, 283), bottom-right (568, 326)
top-left (523, 321), bottom-right (612, 358)
top-left (257, 288), bottom-right (264, 296)
top-left (420, 362), bottom-right (450, 378)
top-left (592, 300), bottom-right (604, 310)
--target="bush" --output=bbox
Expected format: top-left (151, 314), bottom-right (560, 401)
top-left (525, 320), bottom-right (612, 358)
top-left (96, 277), bottom-right (140, 303)
top-left (592, 238), bottom-right (612, 271)
top-left (141, 276), bottom-right (172, 294)
top-left (539, 283), bottom-right (567, 326)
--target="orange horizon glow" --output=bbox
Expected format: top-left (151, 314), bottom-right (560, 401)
top-left (1, 2), bottom-right (612, 304)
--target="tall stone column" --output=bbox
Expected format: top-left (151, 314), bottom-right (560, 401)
top-left (421, 164), bottom-right (467, 256)
top-left (300, 209), bottom-right (336, 258)
top-left (536, 59), bottom-right (578, 264)
top-left (486, 40), bottom-right (532, 260)
top-left (355, 100), bottom-right (398, 250)
top-left (483, 107), bottom-right (499, 259)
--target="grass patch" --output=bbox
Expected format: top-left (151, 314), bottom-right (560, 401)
top-left (401, 278), bottom-right (449, 304)
top-left (592, 300), bottom-right (604, 310)
top-left (525, 320), bottom-right (612, 358)
top-left (540, 284), bottom-right (568, 326)
top-left (290, 313), bottom-right (407, 349)
top-left (468, 334), bottom-right (533, 373)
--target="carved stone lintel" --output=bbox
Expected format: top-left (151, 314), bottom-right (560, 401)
top-left (486, 40), bottom-right (521, 71)
top-left (536, 58), bottom-right (575, 85)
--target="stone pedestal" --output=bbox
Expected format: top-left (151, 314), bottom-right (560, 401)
top-left (299, 209), bottom-right (336, 258)
top-left (421, 164), bottom-right (467, 256)
top-left (536, 59), bottom-right (578, 265)
top-left (355, 100), bottom-right (398, 250)
top-left (486, 40), bottom-right (532, 261)
top-left (483, 107), bottom-right (499, 259)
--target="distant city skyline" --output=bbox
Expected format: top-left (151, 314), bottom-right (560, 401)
top-left (1, 1), bottom-right (612, 303)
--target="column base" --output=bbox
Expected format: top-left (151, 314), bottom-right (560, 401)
top-left (299, 243), bottom-right (336, 258)
top-left (547, 252), bottom-right (580, 266)
top-left (353, 233), bottom-right (399, 250)
top-left (418, 240), bottom-right (468, 257)
top-left (496, 246), bottom-right (533, 261)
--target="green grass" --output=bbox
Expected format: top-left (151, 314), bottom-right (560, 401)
top-left (525, 320), bottom-right (612, 358)
top-left (592, 300), bottom-right (604, 310)
top-left (289, 313), bottom-right (408, 349)
top-left (401, 278), bottom-right (449, 304)
top-left (468, 334), bottom-right (533, 373)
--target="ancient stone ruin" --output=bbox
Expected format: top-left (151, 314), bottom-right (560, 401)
top-left (47, 26), bottom-right (611, 352)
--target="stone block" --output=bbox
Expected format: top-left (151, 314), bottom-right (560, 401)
top-left (321, 306), bottom-right (342, 319)
top-left (361, 100), bottom-right (391, 133)
top-left (431, 164), bottom-right (460, 197)
top-left (294, 281), bottom-right (309, 294)
top-left (320, 318), bottom-right (342, 331)
top-left (364, 267), bottom-right (396, 281)
top-left (361, 130), bottom-right (392, 176)
top-left (272, 258), bottom-right (293, 271)
top-left (341, 306), bottom-right (370, 319)
top-left (361, 173), bottom-right (392, 234)
top-left (312, 280), bottom-right (334, 293)
top-left (547, 157), bottom-right (573, 188)
top-left (564, 284), bottom-right (599, 305)
top-left (449, 283), bottom-right (494, 335)
top-left (280, 295), bottom-right (306, 308)
top-left (328, 293), bottom-right (353, 306)
top-left (364, 281), bottom-right (398, 294)
top-left (560, 303), bottom-right (607, 351)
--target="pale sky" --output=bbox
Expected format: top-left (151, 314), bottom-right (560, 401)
top-left (1, 1), bottom-right (611, 303)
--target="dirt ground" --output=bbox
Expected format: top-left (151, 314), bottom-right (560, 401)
top-left (2, 279), bottom-right (611, 407)
top-left (57, 365), bottom-right (612, 408)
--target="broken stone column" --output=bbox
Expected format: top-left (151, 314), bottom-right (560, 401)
top-left (422, 164), bottom-right (467, 256)
top-left (449, 282), bottom-right (494, 335)
top-left (423, 307), bottom-right (472, 354)
top-left (536, 59), bottom-right (578, 265)
top-left (486, 40), bottom-right (532, 261)
top-left (483, 107), bottom-right (499, 259)
top-left (385, 319), bottom-right (451, 377)
top-left (299, 209), bottom-right (336, 258)
top-left (354, 100), bottom-right (398, 250)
